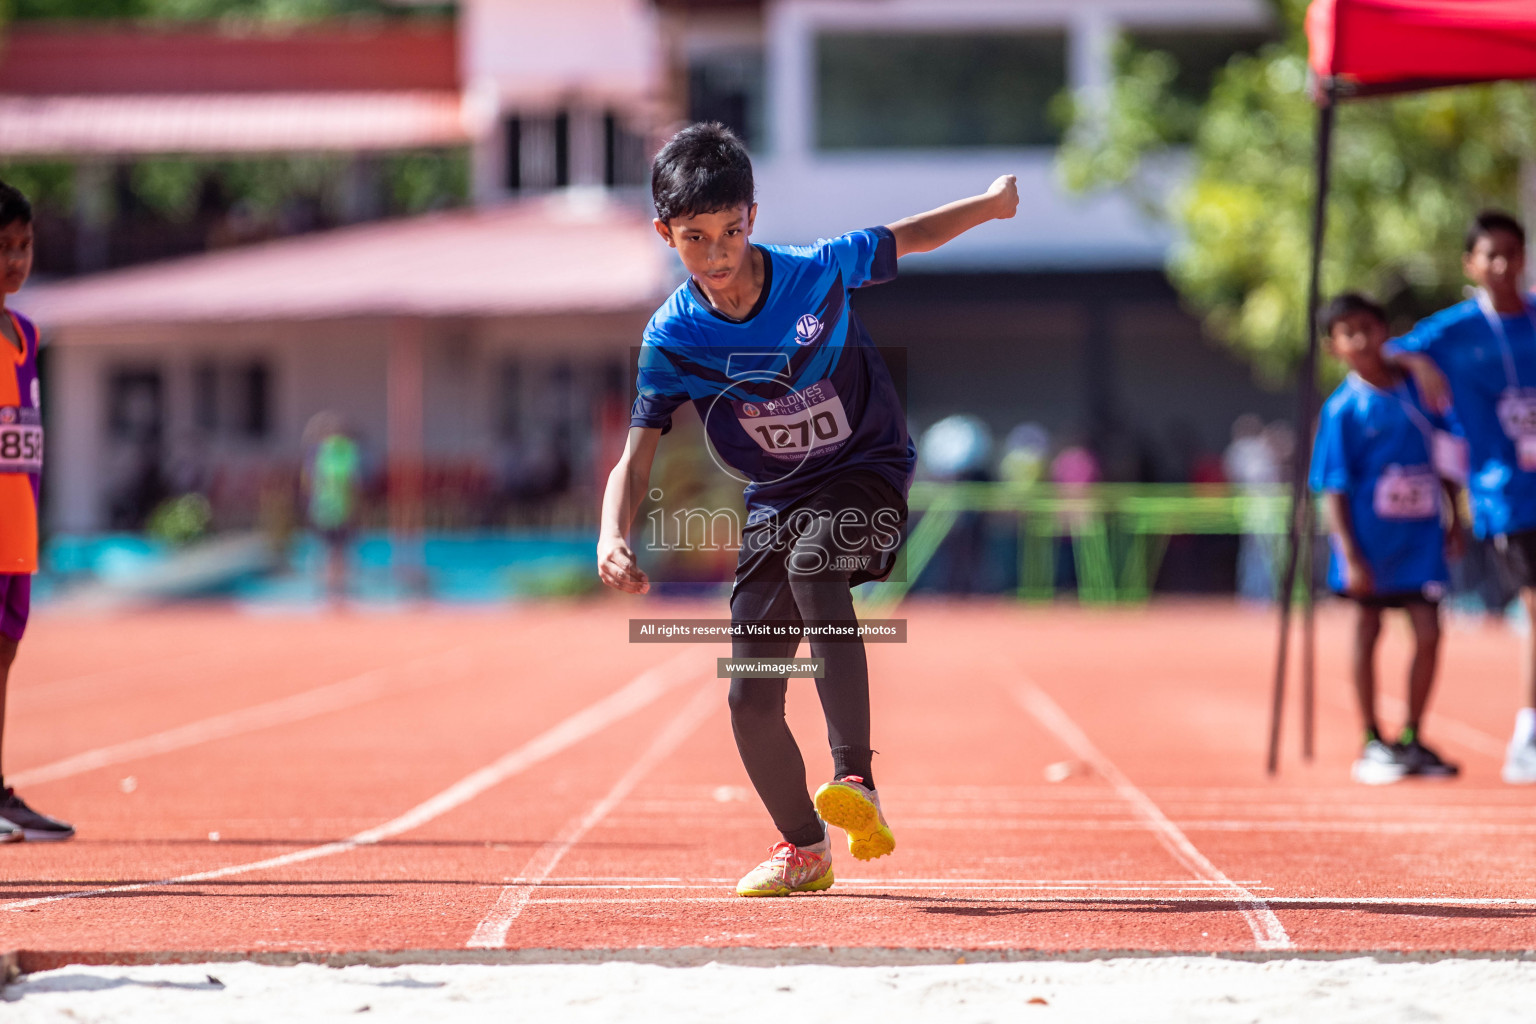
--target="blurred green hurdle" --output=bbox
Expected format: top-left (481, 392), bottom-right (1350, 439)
top-left (859, 482), bottom-right (1291, 608)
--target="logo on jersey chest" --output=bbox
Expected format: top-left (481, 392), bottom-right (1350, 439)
top-left (794, 313), bottom-right (824, 345)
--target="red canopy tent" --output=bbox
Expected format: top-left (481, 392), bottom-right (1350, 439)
top-left (1309, 0), bottom-right (1536, 96)
top-left (1269, 0), bottom-right (1536, 771)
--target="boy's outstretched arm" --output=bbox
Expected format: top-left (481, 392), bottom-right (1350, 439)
top-left (887, 175), bottom-right (1019, 258)
top-left (598, 426), bottom-right (662, 594)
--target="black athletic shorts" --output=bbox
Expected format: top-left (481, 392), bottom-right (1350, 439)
top-left (730, 470), bottom-right (908, 627)
top-left (1494, 529), bottom-right (1536, 590)
top-left (1334, 588), bottom-right (1442, 610)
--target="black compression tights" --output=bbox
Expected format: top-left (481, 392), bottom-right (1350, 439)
top-left (729, 526), bottom-right (874, 848)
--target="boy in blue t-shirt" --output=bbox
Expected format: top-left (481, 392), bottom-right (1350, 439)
top-left (598, 123), bottom-right (1018, 896)
top-left (1311, 293), bottom-right (1464, 784)
top-left (1389, 211), bottom-right (1536, 783)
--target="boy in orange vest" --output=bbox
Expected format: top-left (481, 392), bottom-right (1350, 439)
top-left (0, 180), bottom-right (74, 841)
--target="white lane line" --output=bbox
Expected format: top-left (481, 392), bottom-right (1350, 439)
top-left (0, 652), bottom-right (706, 913)
top-left (1010, 679), bottom-right (1294, 951)
top-left (1378, 694), bottom-right (1508, 760)
top-left (10, 645), bottom-right (482, 788)
top-left (467, 682), bottom-right (718, 949)
top-left (773, 818), bottom-right (1536, 835)
top-left (491, 884), bottom-right (1271, 890)
top-left (469, 894), bottom-right (1536, 908)
top-left (487, 883), bottom-right (1276, 892)
top-left (620, 799), bottom-right (1536, 820)
top-left (1177, 820), bottom-right (1536, 835)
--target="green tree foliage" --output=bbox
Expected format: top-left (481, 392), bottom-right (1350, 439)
top-left (0, 161), bottom-right (73, 211)
top-left (385, 149), bottom-right (468, 213)
top-left (1058, 0), bottom-right (1536, 383)
top-left (9, 153), bottom-right (468, 224)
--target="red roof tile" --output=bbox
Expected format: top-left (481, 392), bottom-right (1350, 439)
top-left (20, 195), bottom-right (674, 330)
top-left (0, 91), bottom-right (470, 156)
top-left (0, 22), bottom-right (458, 95)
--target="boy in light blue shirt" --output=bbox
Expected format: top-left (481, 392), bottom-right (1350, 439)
top-left (1312, 293), bottom-right (1464, 784)
top-left (1391, 211), bottom-right (1536, 782)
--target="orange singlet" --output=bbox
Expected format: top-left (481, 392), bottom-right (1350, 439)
top-left (0, 309), bottom-right (41, 574)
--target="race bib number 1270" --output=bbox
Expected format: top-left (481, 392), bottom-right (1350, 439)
top-left (734, 379), bottom-right (851, 461)
top-left (0, 406), bottom-right (43, 474)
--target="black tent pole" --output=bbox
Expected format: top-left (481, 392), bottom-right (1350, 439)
top-left (1268, 84), bottom-right (1337, 775)
top-left (1299, 87), bottom-right (1338, 763)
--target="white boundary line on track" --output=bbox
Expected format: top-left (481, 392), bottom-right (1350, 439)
top-left (487, 884), bottom-right (1278, 893)
top-left (483, 894), bottom-right (1536, 907)
top-left (1009, 679), bottom-right (1294, 951)
top-left (825, 818), bottom-right (1536, 835)
top-left (491, 884), bottom-right (1271, 890)
top-left (466, 682), bottom-right (719, 948)
top-left (0, 652), bottom-right (705, 913)
top-left (9, 645), bottom-right (485, 788)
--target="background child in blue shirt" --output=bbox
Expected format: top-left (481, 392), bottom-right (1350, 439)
top-left (598, 123), bottom-right (1018, 897)
top-left (1311, 293), bottom-right (1463, 784)
top-left (1389, 211), bottom-right (1536, 783)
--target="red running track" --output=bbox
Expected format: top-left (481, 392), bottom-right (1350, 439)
top-left (2, 599), bottom-right (1535, 967)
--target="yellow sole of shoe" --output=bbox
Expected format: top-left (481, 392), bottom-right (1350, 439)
top-left (736, 869), bottom-right (835, 897)
top-left (814, 783), bottom-right (895, 861)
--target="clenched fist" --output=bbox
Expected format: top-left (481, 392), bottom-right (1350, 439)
top-left (988, 175), bottom-right (1019, 220)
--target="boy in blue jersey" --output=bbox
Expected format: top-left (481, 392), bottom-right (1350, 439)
top-left (598, 123), bottom-right (1017, 896)
top-left (1311, 293), bottom-right (1464, 784)
top-left (1390, 211), bottom-right (1536, 783)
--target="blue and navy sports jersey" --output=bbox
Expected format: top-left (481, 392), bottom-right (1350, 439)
top-left (1390, 297), bottom-right (1536, 538)
top-left (631, 227), bottom-right (915, 521)
top-left (1309, 373), bottom-right (1449, 595)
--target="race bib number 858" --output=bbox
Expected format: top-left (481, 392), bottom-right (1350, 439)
top-left (0, 406), bottom-right (43, 474)
top-left (734, 379), bottom-right (851, 461)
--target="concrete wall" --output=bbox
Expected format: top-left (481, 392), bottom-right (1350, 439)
top-left (462, 0), bottom-right (662, 108)
top-left (464, 0), bottom-right (1274, 266)
top-left (462, 0), bottom-right (665, 204)
top-left (708, 0), bottom-right (1271, 267)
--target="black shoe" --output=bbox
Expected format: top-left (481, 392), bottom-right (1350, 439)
top-left (0, 787), bottom-right (75, 841)
top-left (0, 818), bottom-right (19, 843)
top-left (1395, 739), bottom-right (1460, 778)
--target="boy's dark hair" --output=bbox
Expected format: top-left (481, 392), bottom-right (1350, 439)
top-left (1319, 291), bottom-right (1386, 337)
top-left (1465, 208), bottom-right (1525, 252)
top-left (651, 122), bottom-right (754, 224)
top-left (0, 180), bottom-right (31, 228)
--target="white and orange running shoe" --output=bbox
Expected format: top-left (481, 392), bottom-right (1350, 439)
top-left (735, 838), bottom-right (834, 897)
top-left (814, 775), bottom-right (895, 861)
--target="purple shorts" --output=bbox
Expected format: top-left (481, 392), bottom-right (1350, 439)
top-left (0, 573), bottom-right (31, 642)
